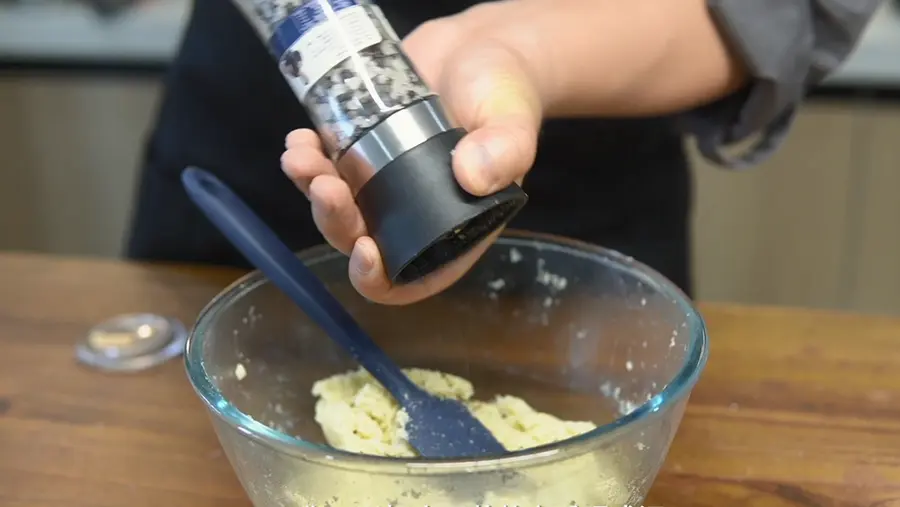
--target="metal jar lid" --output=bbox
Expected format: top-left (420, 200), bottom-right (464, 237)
top-left (76, 313), bottom-right (187, 372)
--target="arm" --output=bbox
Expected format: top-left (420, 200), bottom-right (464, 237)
top-left (502, 0), bottom-right (749, 118)
top-left (504, 0), bottom-right (881, 117)
top-left (498, 0), bottom-right (882, 166)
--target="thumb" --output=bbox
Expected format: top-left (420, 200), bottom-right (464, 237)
top-left (442, 42), bottom-right (543, 196)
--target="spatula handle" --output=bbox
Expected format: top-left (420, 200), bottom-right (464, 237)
top-left (181, 167), bottom-right (419, 397)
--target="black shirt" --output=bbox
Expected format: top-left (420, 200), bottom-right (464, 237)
top-left (126, 0), bottom-right (693, 294)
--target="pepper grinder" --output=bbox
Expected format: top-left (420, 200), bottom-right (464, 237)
top-left (233, 0), bottom-right (528, 283)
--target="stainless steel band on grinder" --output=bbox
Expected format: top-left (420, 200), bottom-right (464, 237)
top-left (336, 96), bottom-right (453, 195)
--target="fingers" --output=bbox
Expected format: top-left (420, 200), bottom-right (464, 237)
top-left (308, 175), bottom-right (367, 255)
top-left (285, 128), bottom-right (321, 151)
top-left (282, 128), bottom-right (368, 256)
top-left (280, 125), bottom-right (505, 305)
top-left (453, 121), bottom-right (537, 194)
top-left (440, 42), bottom-right (543, 196)
top-left (348, 229), bottom-right (502, 306)
top-left (281, 129), bottom-right (335, 195)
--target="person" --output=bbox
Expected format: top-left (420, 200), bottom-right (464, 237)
top-left (126, 0), bottom-right (880, 305)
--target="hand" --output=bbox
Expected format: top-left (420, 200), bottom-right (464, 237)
top-left (281, 2), bottom-right (544, 305)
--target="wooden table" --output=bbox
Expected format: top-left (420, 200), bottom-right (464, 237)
top-left (1, 252), bottom-right (898, 507)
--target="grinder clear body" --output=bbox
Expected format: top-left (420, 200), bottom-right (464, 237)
top-left (234, 0), bottom-right (434, 160)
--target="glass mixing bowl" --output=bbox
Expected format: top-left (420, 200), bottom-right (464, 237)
top-left (185, 230), bottom-right (708, 506)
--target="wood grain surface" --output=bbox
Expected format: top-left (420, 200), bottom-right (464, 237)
top-left (0, 252), bottom-right (898, 507)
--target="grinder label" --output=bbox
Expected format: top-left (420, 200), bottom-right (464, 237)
top-left (268, 0), bottom-right (383, 99)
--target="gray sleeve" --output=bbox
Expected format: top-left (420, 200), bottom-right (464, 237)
top-left (680, 0), bottom-right (883, 169)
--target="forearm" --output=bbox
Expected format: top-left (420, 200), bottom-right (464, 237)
top-left (497, 0), bottom-right (749, 118)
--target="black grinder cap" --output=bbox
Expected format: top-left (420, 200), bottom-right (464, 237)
top-left (355, 128), bottom-right (528, 284)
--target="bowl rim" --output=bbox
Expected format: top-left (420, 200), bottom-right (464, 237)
top-left (185, 229), bottom-right (709, 472)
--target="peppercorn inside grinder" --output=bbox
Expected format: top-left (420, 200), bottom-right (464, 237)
top-left (235, 0), bottom-right (528, 283)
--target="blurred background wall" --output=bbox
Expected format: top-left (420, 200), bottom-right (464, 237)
top-left (1, 0), bottom-right (899, 315)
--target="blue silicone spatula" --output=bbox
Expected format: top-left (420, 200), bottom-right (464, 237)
top-left (181, 167), bottom-right (506, 459)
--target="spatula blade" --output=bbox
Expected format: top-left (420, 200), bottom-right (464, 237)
top-left (403, 395), bottom-right (506, 458)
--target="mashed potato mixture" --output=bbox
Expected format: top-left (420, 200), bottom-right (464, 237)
top-left (312, 367), bottom-right (597, 457)
top-left (293, 368), bottom-right (636, 506)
